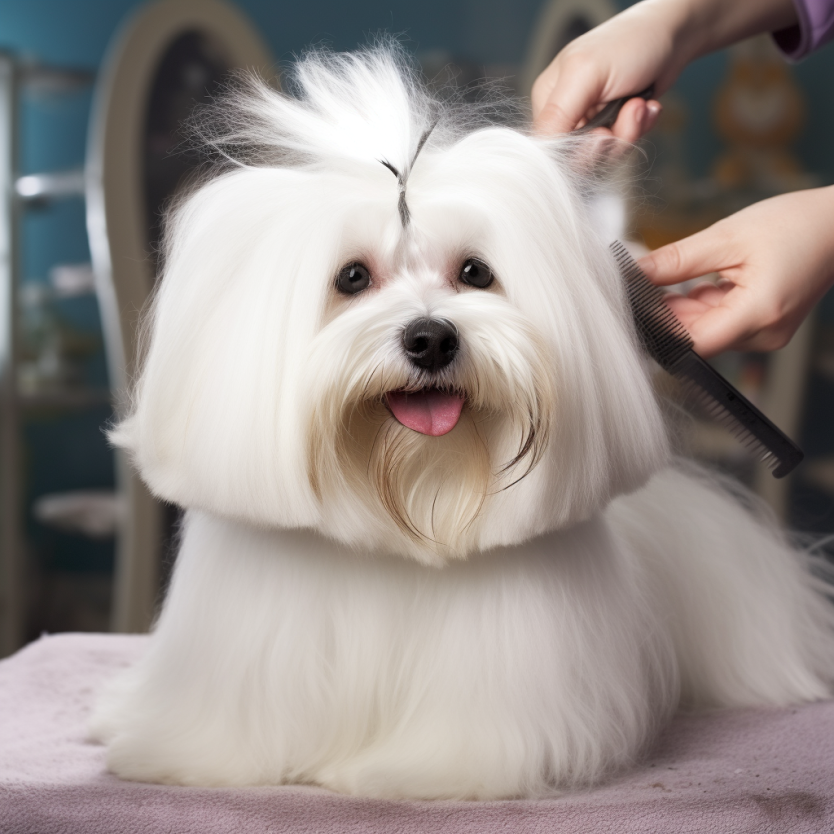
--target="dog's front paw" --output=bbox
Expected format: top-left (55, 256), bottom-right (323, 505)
top-left (103, 730), bottom-right (264, 787)
top-left (311, 740), bottom-right (534, 800)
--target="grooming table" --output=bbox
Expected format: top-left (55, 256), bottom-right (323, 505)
top-left (1, 634), bottom-right (832, 833)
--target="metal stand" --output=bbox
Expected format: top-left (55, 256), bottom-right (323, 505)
top-left (0, 54), bottom-right (95, 656)
top-left (0, 53), bottom-right (22, 657)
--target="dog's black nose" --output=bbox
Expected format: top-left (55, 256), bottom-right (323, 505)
top-left (402, 318), bottom-right (459, 371)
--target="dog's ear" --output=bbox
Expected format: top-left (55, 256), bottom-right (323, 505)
top-left (494, 231), bottom-right (668, 531)
top-left (455, 133), bottom-right (668, 537)
top-left (110, 167), bottom-right (337, 528)
top-left (538, 132), bottom-right (643, 249)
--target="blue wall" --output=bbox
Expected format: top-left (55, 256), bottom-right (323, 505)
top-left (0, 0), bottom-right (546, 68)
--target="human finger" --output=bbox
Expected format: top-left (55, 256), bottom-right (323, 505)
top-left (609, 98), bottom-right (662, 142)
top-left (686, 281), bottom-right (730, 306)
top-left (637, 226), bottom-right (736, 288)
top-left (673, 298), bottom-right (761, 357)
top-left (532, 67), bottom-right (606, 134)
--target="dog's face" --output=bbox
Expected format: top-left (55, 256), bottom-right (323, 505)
top-left (115, 49), bottom-right (668, 563)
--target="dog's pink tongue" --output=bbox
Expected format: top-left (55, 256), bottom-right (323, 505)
top-left (386, 390), bottom-right (465, 436)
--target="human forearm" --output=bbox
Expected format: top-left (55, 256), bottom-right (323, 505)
top-left (673, 0), bottom-right (798, 65)
top-left (532, 0), bottom-right (799, 136)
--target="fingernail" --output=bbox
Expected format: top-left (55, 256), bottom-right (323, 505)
top-left (643, 101), bottom-right (661, 127)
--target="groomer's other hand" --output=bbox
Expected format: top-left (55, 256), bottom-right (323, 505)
top-left (531, 0), bottom-right (798, 138)
top-left (637, 187), bottom-right (834, 357)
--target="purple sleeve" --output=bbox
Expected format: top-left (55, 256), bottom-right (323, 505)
top-left (773, 0), bottom-right (834, 60)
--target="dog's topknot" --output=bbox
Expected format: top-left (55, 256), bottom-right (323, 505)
top-left (194, 42), bottom-right (433, 174)
top-left (192, 39), bottom-right (522, 178)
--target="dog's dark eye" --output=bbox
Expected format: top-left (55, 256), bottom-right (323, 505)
top-left (336, 263), bottom-right (371, 294)
top-left (459, 258), bottom-right (494, 289)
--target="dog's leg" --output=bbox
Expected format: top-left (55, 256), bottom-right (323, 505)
top-left (93, 512), bottom-right (678, 797)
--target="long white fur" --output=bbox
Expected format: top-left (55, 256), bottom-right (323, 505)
top-left (93, 44), bottom-right (834, 799)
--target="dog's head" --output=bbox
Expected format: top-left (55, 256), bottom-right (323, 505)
top-left (114, 46), bottom-right (668, 563)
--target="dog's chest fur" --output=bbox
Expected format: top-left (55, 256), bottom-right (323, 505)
top-left (91, 467), bottom-right (834, 798)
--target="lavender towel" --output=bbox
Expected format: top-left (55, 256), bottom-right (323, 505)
top-left (1, 633), bottom-right (833, 833)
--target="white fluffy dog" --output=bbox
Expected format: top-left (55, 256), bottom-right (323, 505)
top-left (91, 45), bottom-right (834, 800)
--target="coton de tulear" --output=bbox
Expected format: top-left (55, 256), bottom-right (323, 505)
top-left (91, 45), bottom-right (834, 800)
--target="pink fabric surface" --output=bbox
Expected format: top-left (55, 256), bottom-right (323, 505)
top-left (1, 633), bottom-right (833, 833)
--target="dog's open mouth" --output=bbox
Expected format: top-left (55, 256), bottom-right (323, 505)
top-left (385, 389), bottom-right (465, 436)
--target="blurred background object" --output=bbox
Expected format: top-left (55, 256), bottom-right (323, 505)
top-left (1, 0), bottom-right (833, 656)
top-left (86, 0), bottom-right (272, 640)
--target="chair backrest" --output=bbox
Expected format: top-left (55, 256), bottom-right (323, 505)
top-left (86, 0), bottom-right (274, 632)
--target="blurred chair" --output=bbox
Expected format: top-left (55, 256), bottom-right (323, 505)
top-left (520, 0), bottom-right (616, 102)
top-left (86, 0), bottom-right (273, 632)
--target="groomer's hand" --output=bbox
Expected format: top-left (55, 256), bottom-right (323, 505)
top-left (532, 0), bottom-right (798, 139)
top-left (637, 187), bottom-right (834, 357)
top-left (532, 1), bottom-right (673, 139)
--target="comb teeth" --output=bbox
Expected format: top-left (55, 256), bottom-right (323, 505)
top-left (610, 241), bottom-right (692, 369)
top-left (610, 240), bottom-right (803, 479)
top-left (677, 377), bottom-right (780, 472)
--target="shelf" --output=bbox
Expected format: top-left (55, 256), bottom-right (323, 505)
top-left (18, 61), bottom-right (94, 95)
top-left (15, 169), bottom-right (84, 204)
top-left (16, 389), bottom-right (111, 410)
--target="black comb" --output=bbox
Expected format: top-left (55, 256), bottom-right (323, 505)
top-left (573, 87), bottom-right (655, 134)
top-left (610, 241), bottom-right (803, 478)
